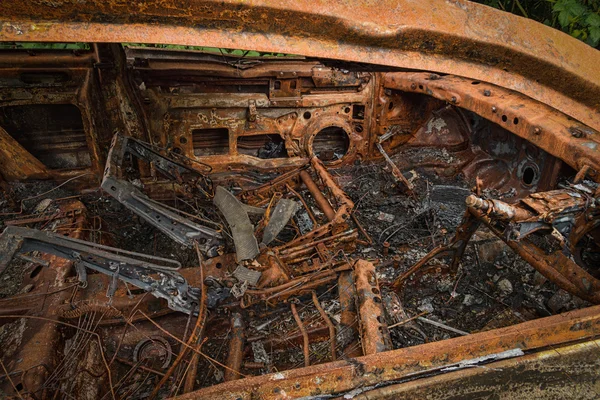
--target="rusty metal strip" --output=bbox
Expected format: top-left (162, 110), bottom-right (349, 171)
top-left (290, 303), bottom-right (310, 368)
top-left (375, 142), bottom-right (414, 193)
top-left (101, 133), bottom-right (223, 252)
top-left (354, 339), bottom-right (600, 399)
top-left (338, 271), bottom-right (359, 356)
top-left (1, 1), bottom-right (599, 131)
top-left (224, 312), bottom-right (245, 382)
top-left (311, 291), bottom-right (337, 362)
top-left (173, 304), bottom-right (600, 399)
top-left (353, 260), bottom-right (392, 355)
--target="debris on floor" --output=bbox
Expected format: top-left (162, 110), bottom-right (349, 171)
top-left (0, 45), bottom-right (599, 400)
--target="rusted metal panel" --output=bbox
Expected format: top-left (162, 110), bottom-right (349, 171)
top-left (1, 1), bottom-right (599, 132)
top-left (0, 200), bottom-right (90, 396)
top-left (354, 339), bottom-right (600, 399)
top-left (383, 72), bottom-right (600, 180)
top-left (173, 305), bottom-right (600, 399)
top-left (0, 125), bottom-right (50, 180)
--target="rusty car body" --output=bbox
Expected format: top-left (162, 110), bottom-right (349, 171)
top-left (0, 1), bottom-right (599, 399)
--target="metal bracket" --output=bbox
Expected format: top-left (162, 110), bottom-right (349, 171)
top-left (101, 133), bottom-right (223, 254)
top-left (102, 176), bottom-right (222, 255)
top-left (0, 226), bottom-right (199, 314)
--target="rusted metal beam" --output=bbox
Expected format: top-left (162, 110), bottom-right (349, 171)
top-left (290, 303), bottom-right (310, 368)
top-left (1, 1), bottom-right (599, 132)
top-left (337, 270), bottom-right (360, 357)
top-left (353, 260), bottom-right (392, 355)
top-left (0, 51), bottom-right (95, 67)
top-left (299, 169), bottom-right (335, 221)
top-left (224, 312), bottom-right (245, 382)
top-left (475, 210), bottom-right (600, 304)
top-left (173, 304), bottom-right (600, 399)
top-left (353, 339), bottom-right (600, 399)
top-left (0, 125), bottom-right (51, 180)
top-left (383, 72), bottom-right (600, 180)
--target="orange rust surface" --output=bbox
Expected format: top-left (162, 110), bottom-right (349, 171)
top-left (383, 72), bottom-right (600, 180)
top-left (353, 339), bottom-right (600, 399)
top-left (1, 200), bottom-right (89, 395)
top-left (353, 259), bottom-right (391, 355)
top-left (0, 4), bottom-right (599, 397)
top-left (173, 304), bottom-right (600, 399)
top-left (0, 1), bottom-right (599, 132)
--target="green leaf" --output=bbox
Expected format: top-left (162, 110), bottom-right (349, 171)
top-left (553, 1), bottom-right (567, 12)
top-left (590, 25), bottom-right (600, 44)
top-left (586, 13), bottom-right (600, 27)
top-left (558, 10), bottom-right (571, 27)
top-left (569, 3), bottom-right (587, 17)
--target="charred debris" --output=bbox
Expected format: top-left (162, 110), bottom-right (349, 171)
top-left (0, 45), bottom-right (599, 399)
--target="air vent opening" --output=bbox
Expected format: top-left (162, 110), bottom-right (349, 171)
top-left (192, 128), bottom-right (229, 156)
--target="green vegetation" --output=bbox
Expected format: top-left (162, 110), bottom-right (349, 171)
top-left (0, 42), bottom-right (90, 50)
top-left (0, 42), bottom-right (296, 57)
top-left (123, 44), bottom-right (298, 58)
top-left (472, 0), bottom-right (600, 48)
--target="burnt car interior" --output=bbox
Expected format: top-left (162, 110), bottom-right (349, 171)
top-left (0, 37), bottom-right (599, 400)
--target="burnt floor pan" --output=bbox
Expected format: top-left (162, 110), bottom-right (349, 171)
top-left (0, 12), bottom-right (599, 400)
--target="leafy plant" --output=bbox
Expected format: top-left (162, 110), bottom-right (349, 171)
top-left (123, 43), bottom-right (297, 58)
top-left (549, 0), bottom-right (600, 46)
top-left (472, 0), bottom-right (600, 48)
top-left (0, 42), bottom-right (90, 50)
